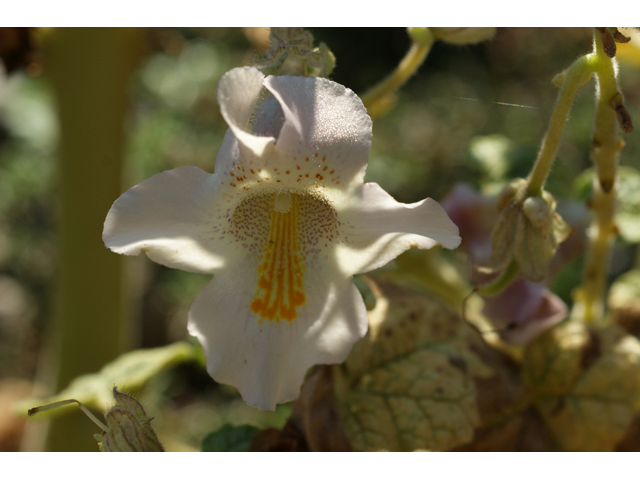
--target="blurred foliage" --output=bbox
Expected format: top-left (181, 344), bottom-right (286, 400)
top-left (575, 166), bottom-right (640, 243)
top-left (17, 342), bottom-right (197, 413)
top-left (2, 27), bottom-right (640, 451)
top-left (201, 424), bottom-right (259, 452)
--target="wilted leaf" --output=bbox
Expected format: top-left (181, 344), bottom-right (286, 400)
top-left (334, 281), bottom-right (493, 451)
top-left (524, 320), bottom-right (640, 451)
top-left (251, 366), bottom-right (351, 451)
top-left (17, 342), bottom-right (197, 414)
top-left (202, 424), bottom-right (259, 452)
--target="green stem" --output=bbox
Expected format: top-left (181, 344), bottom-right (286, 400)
top-left (361, 40), bottom-right (433, 120)
top-left (579, 181), bottom-right (616, 324)
top-left (525, 55), bottom-right (594, 197)
top-left (576, 29), bottom-right (624, 324)
top-left (590, 30), bottom-right (625, 193)
top-left (476, 260), bottom-right (520, 297)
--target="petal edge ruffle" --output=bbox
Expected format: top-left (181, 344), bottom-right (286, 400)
top-left (335, 182), bottom-right (461, 275)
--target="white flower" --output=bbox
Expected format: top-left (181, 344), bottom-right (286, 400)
top-left (103, 67), bottom-right (461, 410)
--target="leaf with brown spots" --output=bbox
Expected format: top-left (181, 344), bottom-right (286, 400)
top-left (523, 320), bottom-right (640, 451)
top-left (334, 281), bottom-right (494, 451)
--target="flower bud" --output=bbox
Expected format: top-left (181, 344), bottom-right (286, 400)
top-left (251, 27), bottom-right (335, 77)
top-left (95, 388), bottom-right (164, 452)
top-left (28, 386), bottom-right (164, 452)
top-left (430, 27), bottom-right (496, 45)
top-left (489, 179), bottom-right (571, 282)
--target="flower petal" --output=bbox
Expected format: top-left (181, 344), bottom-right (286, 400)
top-left (187, 253), bottom-right (367, 410)
top-left (265, 74), bottom-right (372, 188)
top-left (217, 67), bottom-right (275, 160)
top-left (103, 166), bottom-right (237, 274)
top-left (482, 279), bottom-right (567, 345)
top-left (441, 183), bottom-right (497, 264)
top-left (335, 182), bottom-right (461, 275)
top-left (213, 69), bottom-right (374, 195)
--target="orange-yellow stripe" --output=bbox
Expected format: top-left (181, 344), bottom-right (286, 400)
top-left (250, 193), bottom-right (305, 323)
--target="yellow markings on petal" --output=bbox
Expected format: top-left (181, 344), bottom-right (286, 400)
top-left (251, 193), bottom-right (306, 323)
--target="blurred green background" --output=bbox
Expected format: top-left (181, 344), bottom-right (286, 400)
top-left (0, 27), bottom-right (638, 451)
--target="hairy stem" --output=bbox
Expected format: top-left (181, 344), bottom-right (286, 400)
top-left (525, 55), bottom-right (594, 197)
top-left (576, 29), bottom-right (626, 324)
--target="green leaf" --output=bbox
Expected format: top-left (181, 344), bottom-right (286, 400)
top-left (335, 281), bottom-right (493, 451)
top-left (524, 320), bottom-right (640, 451)
top-left (353, 275), bottom-right (376, 311)
top-left (201, 424), bottom-right (260, 452)
top-left (17, 342), bottom-right (197, 414)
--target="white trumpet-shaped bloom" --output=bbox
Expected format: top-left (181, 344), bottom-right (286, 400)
top-left (103, 67), bottom-right (461, 410)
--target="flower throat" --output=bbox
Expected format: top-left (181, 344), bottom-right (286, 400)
top-left (250, 192), bottom-right (305, 322)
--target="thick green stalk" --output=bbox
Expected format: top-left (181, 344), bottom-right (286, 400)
top-left (32, 28), bottom-right (143, 451)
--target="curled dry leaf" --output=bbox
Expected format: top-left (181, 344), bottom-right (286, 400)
top-left (523, 320), bottom-right (640, 451)
top-left (333, 280), bottom-right (494, 452)
top-left (596, 28), bottom-right (617, 58)
top-left (251, 366), bottom-right (350, 451)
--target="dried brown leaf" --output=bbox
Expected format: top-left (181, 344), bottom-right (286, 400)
top-left (251, 366), bottom-right (350, 452)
